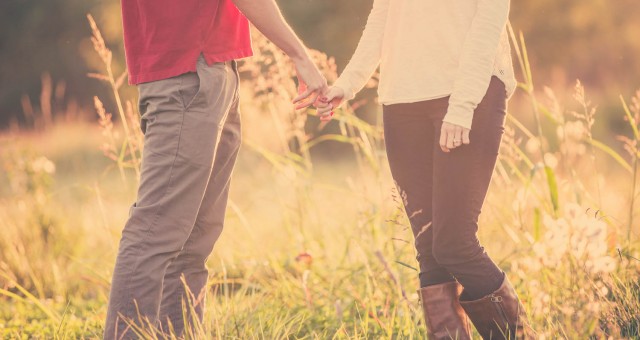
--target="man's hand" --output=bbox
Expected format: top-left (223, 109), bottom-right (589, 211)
top-left (439, 121), bottom-right (470, 152)
top-left (292, 57), bottom-right (328, 110)
top-left (315, 86), bottom-right (345, 122)
top-left (231, 0), bottom-right (327, 109)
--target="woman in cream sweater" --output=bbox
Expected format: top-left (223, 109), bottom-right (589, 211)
top-left (317, 0), bottom-right (533, 338)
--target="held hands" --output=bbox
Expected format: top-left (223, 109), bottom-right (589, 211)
top-left (292, 57), bottom-right (328, 110)
top-left (292, 67), bottom-right (469, 149)
top-left (439, 121), bottom-right (470, 152)
top-left (315, 86), bottom-right (344, 122)
top-left (288, 53), bottom-right (342, 122)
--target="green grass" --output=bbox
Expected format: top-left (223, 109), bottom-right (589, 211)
top-left (0, 113), bottom-right (639, 339)
top-left (1, 23), bottom-right (640, 339)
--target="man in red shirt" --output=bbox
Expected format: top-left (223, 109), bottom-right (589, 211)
top-left (104, 0), bottom-right (326, 338)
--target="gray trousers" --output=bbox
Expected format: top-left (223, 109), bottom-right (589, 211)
top-left (104, 56), bottom-right (241, 339)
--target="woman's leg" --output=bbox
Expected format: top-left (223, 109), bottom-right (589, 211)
top-left (430, 77), bottom-right (507, 300)
top-left (383, 101), bottom-right (455, 287)
top-left (384, 100), bottom-right (472, 339)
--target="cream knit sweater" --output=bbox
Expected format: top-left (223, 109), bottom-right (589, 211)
top-left (333, 0), bottom-right (516, 130)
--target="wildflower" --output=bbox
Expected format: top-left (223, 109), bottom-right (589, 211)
top-left (525, 137), bottom-right (541, 154)
top-left (543, 153), bottom-right (558, 169)
top-left (295, 252), bottom-right (313, 266)
top-left (564, 120), bottom-right (586, 141)
top-left (31, 156), bottom-right (56, 174)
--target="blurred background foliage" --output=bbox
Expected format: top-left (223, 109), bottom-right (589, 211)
top-left (2, 2), bottom-right (640, 337)
top-left (1, 0), bottom-right (640, 130)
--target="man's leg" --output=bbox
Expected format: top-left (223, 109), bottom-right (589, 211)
top-left (104, 58), bottom-right (238, 339)
top-left (158, 90), bottom-right (241, 335)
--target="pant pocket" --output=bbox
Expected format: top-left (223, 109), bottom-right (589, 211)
top-left (179, 71), bottom-right (201, 112)
top-left (138, 75), bottom-right (182, 136)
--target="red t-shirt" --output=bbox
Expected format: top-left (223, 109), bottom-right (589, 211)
top-left (122, 0), bottom-right (253, 84)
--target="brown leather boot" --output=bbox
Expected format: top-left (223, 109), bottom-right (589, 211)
top-left (459, 276), bottom-right (535, 339)
top-left (418, 282), bottom-right (472, 340)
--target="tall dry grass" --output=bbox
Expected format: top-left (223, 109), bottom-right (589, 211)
top-left (0, 15), bottom-right (639, 339)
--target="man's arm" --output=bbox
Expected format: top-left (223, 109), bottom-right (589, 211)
top-left (232, 0), bottom-right (327, 106)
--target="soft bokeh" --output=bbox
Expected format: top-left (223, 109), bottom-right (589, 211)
top-left (1, 1), bottom-right (640, 338)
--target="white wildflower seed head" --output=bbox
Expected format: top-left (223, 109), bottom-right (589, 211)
top-left (544, 153), bottom-right (559, 169)
top-left (517, 203), bottom-right (616, 275)
top-left (565, 121), bottom-right (586, 141)
top-left (525, 137), bottom-right (541, 154)
top-left (31, 156), bottom-right (56, 174)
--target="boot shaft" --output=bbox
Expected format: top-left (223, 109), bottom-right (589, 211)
top-left (459, 277), bottom-right (535, 339)
top-left (418, 282), bottom-right (472, 340)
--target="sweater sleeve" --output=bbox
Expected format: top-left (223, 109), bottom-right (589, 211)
top-left (333, 0), bottom-right (390, 101)
top-left (443, 0), bottom-right (511, 130)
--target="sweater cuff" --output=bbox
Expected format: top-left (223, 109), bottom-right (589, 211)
top-left (333, 78), bottom-right (356, 102)
top-left (442, 106), bottom-right (474, 130)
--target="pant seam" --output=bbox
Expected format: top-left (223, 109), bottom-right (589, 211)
top-left (118, 82), bottom-right (190, 321)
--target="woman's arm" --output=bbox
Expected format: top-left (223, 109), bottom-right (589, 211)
top-left (443, 0), bottom-right (511, 130)
top-left (333, 0), bottom-right (390, 102)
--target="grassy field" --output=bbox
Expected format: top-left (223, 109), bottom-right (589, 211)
top-left (1, 22), bottom-right (640, 339)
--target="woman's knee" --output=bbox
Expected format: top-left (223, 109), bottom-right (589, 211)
top-left (431, 236), bottom-right (485, 267)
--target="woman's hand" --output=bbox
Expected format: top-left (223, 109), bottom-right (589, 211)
top-left (315, 86), bottom-right (345, 122)
top-left (439, 121), bottom-right (470, 152)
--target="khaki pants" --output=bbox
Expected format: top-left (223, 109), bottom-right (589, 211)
top-left (104, 56), bottom-right (241, 339)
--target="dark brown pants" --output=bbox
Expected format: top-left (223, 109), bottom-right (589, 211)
top-left (383, 77), bottom-right (506, 299)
